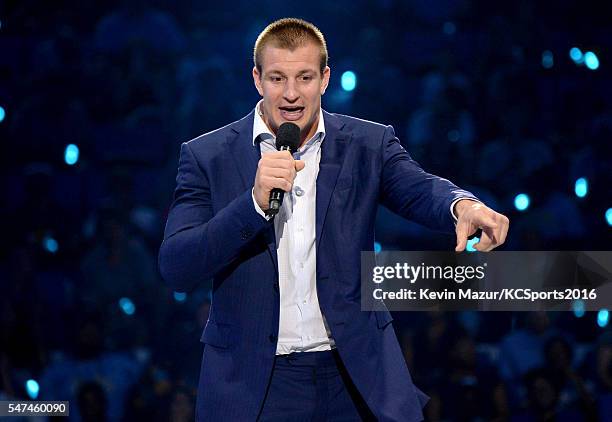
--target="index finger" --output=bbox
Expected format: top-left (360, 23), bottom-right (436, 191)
top-left (262, 150), bottom-right (293, 159)
top-left (455, 220), bottom-right (470, 252)
top-left (261, 151), bottom-right (296, 168)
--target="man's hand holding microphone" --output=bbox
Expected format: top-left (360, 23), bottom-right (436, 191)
top-left (254, 122), bottom-right (304, 216)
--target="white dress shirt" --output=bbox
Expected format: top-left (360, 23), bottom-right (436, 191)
top-left (252, 101), bottom-right (334, 355)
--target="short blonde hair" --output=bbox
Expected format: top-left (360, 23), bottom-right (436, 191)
top-left (253, 18), bottom-right (328, 74)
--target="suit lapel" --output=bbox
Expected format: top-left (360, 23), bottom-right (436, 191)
top-left (227, 110), bottom-right (278, 272)
top-left (228, 110), bottom-right (260, 190)
top-left (316, 111), bottom-right (350, 250)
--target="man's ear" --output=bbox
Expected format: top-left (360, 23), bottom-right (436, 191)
top-left (253, 66), bottom-right (264, 96)
top-left (321, 66), bottom-right (330, 95)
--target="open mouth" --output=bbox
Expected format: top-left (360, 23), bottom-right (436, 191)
top-left (279, 106), bottom-right (305, 121)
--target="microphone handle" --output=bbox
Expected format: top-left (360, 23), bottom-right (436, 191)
top-left (267, 145), bottom-right (293, 216)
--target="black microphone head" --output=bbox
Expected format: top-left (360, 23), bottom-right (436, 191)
top-left (276, 122), bottom-right (301, 152)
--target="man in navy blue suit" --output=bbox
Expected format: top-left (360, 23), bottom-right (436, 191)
top-left (159, 18), bottom-right (509, 421)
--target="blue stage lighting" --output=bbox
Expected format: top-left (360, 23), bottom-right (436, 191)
top-left (0, 106), bottom-right (5, 122)
top-left (26, 379), bottom-right (40, 399)
top-left (174, 292), bottom-right (187, 302)
top-left (584, 51), bottom-right (599, 70)
top-left (43, 236), bottom-right (58, 253)
top-left (118, 297), bottom-right (136, 315)
top-left (64, 144), bottom-right (79, 165)
top-left (597, 309), bottom-right (609, 328)
top-left (569, 47), bottom-right (583, 63)
top-left (341, 71), bottom-right (356, 92)
top-left (514, 193), bottom-right (530, 211)
top-left (606, 208), bottom-right (612, 226)
top-left (466, 237), bottom-right (479, 252)
top-left (541, 50), bottom-right (554, 68)
top-left (574, 177), bottom-right (588, 198)
top-left (572, 300), bottom-right (585, 318)
top-left (374, 241), bottom-right (382, 254)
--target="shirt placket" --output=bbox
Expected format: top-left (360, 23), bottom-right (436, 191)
top-left (291, 148), bottom-right (307, 348)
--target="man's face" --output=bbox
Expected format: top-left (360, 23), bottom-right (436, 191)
top-left (253, 42), bottom-right (330, 145)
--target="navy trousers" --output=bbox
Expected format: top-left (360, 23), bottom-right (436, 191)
top-left (257, 350), bottom-right (376, 421)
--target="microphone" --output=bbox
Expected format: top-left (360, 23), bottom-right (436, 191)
top-left (267, 122), bottom-right (300, 216)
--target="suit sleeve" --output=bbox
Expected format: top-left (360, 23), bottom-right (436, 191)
top-left (379, 125), bottom-right (478, 233)
top-left (158, 141), bottom-right (272, 291)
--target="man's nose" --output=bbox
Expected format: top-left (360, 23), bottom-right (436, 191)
top-left (283, 80), bottom-right (299, 102)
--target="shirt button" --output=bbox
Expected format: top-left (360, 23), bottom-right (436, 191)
top-left (295, 187), bottom-right (304, 196)
top-left (303, 300), bottom-right (307, 304)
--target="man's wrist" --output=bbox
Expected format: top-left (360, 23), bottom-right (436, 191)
top-left (453, 199), bottom-right (477, 218)
top-left (452, 199), bottom-right (484, 240)
top-left (252, 188), bottom-right (272, 221)
top-left (451, 198), bottom-right (483, 222)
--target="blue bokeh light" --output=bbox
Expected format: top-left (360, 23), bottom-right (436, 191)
top-left (443, 22), bottom-right (456, 35)
top-left (514, 193), bottom-right (530, 211)
top-left (584, 51), bottom-right (599, 70)
top-left (374, 241), bottom-right (382, 254)
top-left (466, 237), bottom-right (479, 252)
top-left (119, 297), bottom-right (136, 316)
top-left (26, 379), bottom-right (40, 399)
top-left (574, 177), bottom-right (588, 198)
top-left (573, 300), bottom-right (585, 318)
top-left (447, 130), bottom-right (460, 142)
top-left (606, 208), bottom-right (612, 226)
top-left (0, 106), bottom-right (5, 122)
top-left (43, 236), bottom-right (59, 253)
top-left (541, 50), bottom-right (554, 69)
top-left (341, 71), bottom-right (357, 92)
top-left (597, 309), bottom-right (609, 328)
top-left (64, 144), bottom-right (79, 165)
top-left (174, 292), bottom-right (187, 302)
top-left (569, 47), bottom-right (583, 63)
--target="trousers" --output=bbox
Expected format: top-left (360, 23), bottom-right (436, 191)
top-left (257, 349), bottom-right (376, 421)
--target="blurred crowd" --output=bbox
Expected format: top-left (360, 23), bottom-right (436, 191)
top-left (0, 0), bottom-right (611, 421)
top-left (397, 311), bottom-right (612, 421)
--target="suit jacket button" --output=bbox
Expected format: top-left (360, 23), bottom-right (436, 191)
top-left (268, 334), bottom-right (277, 343)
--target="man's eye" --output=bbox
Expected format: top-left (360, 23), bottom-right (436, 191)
top-left (270, 77), bottom-right (283, 82)
top-left (301, 75), bottom-right (312, 81)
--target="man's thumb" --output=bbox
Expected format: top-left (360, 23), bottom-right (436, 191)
top-left (295, 160), bottom-right (306, 172)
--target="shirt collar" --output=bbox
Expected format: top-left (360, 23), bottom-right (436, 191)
top-left (252, 100), bottom-right (326, 148)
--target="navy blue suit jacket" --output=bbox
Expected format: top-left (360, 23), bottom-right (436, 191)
top-left (159, 110), bottom-right (477, 421)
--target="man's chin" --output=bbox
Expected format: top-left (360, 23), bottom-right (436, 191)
top-left (277, 117), bottom-right (304, 128)
top-left (271, 114), bottom-right (314, 140)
